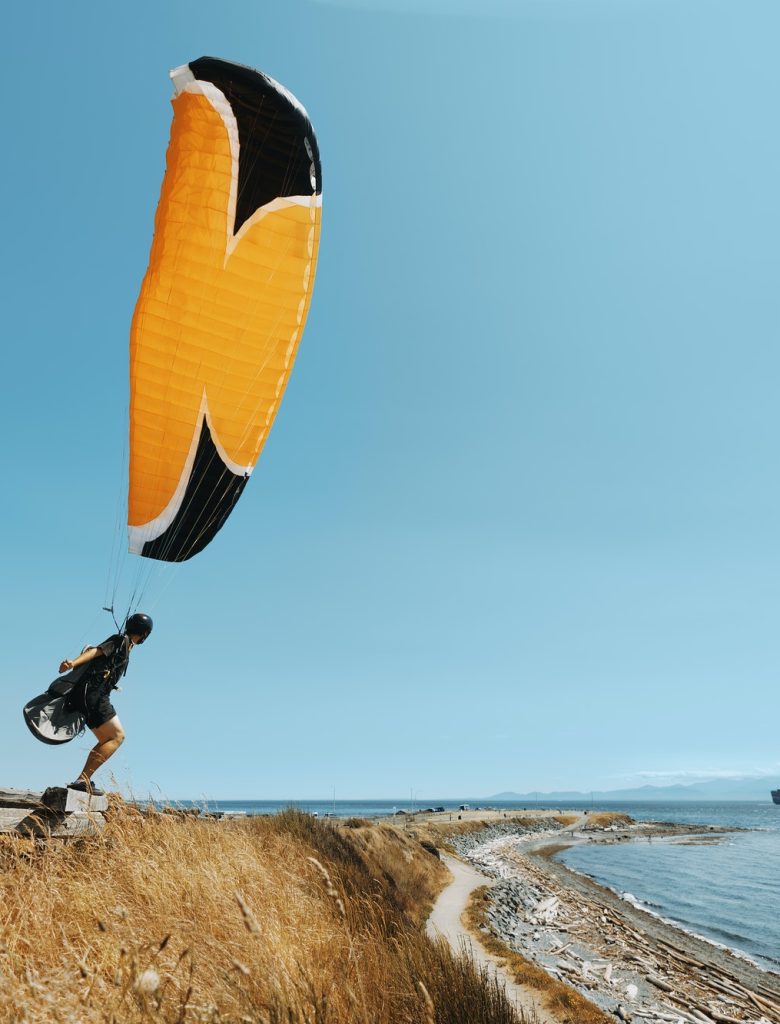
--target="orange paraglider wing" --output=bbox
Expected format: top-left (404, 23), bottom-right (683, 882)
top-left (128, 57), bottom-right (322, 561)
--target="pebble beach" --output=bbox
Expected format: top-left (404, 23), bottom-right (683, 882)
top-left (443, 814), bottom-right (780, 1023)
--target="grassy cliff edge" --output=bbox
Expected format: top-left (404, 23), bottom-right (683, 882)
top-left (0, 804), bottom-right (518, 1024)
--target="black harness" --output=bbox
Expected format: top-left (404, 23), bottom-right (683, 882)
top-left (97, 634), bottom-right (131, 692)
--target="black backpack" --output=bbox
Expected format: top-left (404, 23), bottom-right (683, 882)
top-left (23, 665), bottom-right (88, 745)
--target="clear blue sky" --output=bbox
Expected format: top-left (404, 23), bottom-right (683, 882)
top-left (2, 0), bottom-right (779, 799)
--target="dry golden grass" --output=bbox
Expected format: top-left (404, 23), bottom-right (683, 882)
top-left (464, 887), bottom-right (614, 1024)
top-left (0, 805), bottom-right (521, 1024)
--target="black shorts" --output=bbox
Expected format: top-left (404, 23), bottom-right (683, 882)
top-left (85, 695), bottom-right (117, 730)
top-left (67, 677), bottom-right (118, 730)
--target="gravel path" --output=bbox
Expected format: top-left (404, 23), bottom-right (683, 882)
top-left (426, 853), bottom-right (555, 1024)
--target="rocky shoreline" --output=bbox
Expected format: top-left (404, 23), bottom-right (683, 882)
top-left (447, 817), bottom-right (780, 1023)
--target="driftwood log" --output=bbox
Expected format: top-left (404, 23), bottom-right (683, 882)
top-left (0, 786), bottom-right (107, 837)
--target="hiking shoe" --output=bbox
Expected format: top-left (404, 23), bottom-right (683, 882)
top-left (67, 779), bottom-right (105, 797)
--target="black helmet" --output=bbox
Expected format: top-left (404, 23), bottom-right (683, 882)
top-left (125, 612), bottom-right (153, 643)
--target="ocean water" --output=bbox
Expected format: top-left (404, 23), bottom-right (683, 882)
top-left (555, 802), bottom-right (780, 973)
top-left (167, 797), bottom-right (634, 818)
top-left (170, 798), bottom-right (469, 818)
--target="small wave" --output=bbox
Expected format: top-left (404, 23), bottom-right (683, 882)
top-left (558, 845), bottom-right (778, 973)
top-left (602, 878), bottom-right (771, 970)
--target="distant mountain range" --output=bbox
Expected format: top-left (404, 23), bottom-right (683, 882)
top-left (490, 777), bottom-right (780, 802)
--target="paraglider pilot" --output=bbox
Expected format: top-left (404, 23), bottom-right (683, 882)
top-left (58, 613), bottom-right (153, 795)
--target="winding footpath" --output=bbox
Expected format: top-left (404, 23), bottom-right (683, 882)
top-left (426, 853), bottom-right (558, 1024)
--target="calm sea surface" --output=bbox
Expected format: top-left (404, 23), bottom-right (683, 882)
top-left (556, 801), bottom-right (780, 973)
top-left (170, 797), bottom-right (780, 972)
